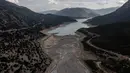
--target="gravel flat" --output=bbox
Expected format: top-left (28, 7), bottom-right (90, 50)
top-left (40, 35), bottom-right (92, 73)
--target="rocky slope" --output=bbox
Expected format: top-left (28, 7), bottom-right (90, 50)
top-left (78, 20), bottom-right (130, 55)
top-left (77, 28), bottom-right (130, 73)
top-left (0, 1), bottom-right (52, 73)
top-left (0, 28), bottom-right (52, 73)
top-left (55, 7), bottom-right (99, 19)
top-left (81, 0), bottom-right (130, 56)
top-left (85, 0), bottom-right (130, 25)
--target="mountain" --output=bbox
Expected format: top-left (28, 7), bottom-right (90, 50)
top-left (0, 1), bottom-right (52, 72)
top-left (79, 21), bottom-right (130, 55)
top-left (42, 14), bottom-right (76, 28)
top-left (41, 10), bottom-right (58, 14)
top-left (85, 0), bottom-right (130, 25)
top-left (94, 7), bottom-right (119, 15)
top-left (0, 0), bottom-right (76, 30)
top-left (55, 8), bottom-right (99, 19)
top-left (78, 21), bottom-right (130, 73)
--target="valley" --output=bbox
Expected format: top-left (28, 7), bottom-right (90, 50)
top-left (1, 0), bottom-right (130, 73)
top-left (39, 18), bottom-right (130, 73)
top-left (39, 28), bottom-right (130, 73)
top-left (39, 20), bottom-right (93, 73)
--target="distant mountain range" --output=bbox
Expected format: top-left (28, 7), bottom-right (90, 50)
top-left (0, 0), bottom-right (76, 30)
top-left (55, 8), bottom-right (99, 19)
top-left (85, 0), bottom-right (130, 25)
top-left (93, 7), bottom-right (119, 15)
top-left (41, 7), bottom-right (120, 19)
top-left (41, 10), bottom-right (58, 14)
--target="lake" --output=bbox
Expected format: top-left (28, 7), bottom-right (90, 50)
top-left (48, 19), bottom-right (90, 36)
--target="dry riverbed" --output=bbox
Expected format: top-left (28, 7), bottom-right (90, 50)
top-left (40, 34), bottom-right (98, 73)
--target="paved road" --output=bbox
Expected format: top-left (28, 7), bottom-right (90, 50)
top-left (40, 35), bottom-right (92, 73)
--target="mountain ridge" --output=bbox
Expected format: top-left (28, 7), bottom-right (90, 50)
top-left (0, 0), bottom-right (76, 30)
top-left (41, 10), bottom-right (58, 14)
top-left (55, 7), bottom-right (99, 19)
top-left (93, 7), bottom-right (119, 15)
top-left (85, 0), bottom-right (130, 25)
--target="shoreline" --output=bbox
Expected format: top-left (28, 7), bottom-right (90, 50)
top-left (41, 22), bottom-right (73, 34)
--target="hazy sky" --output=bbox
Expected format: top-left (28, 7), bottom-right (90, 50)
top-left (7, 0), bottom-right (128, 12)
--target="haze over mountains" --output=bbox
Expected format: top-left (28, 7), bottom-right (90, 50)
top-left (85, 0), bottom-right (130, 25)
top-left (7, 0), bottom-right (127, 12)
top-left (41, 7), bottom-right (121, 19)
top-left (93, 7), bottom-right (119, 15)
top-left (42, 8), bottom-right (99, 19)
top-left (41, 10), bottom-right (58, 14)
top-left (55, 8), bottom-right (99, 19)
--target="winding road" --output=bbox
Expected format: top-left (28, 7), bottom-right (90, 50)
top-left (85, 31), bottom-right (130, 60)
